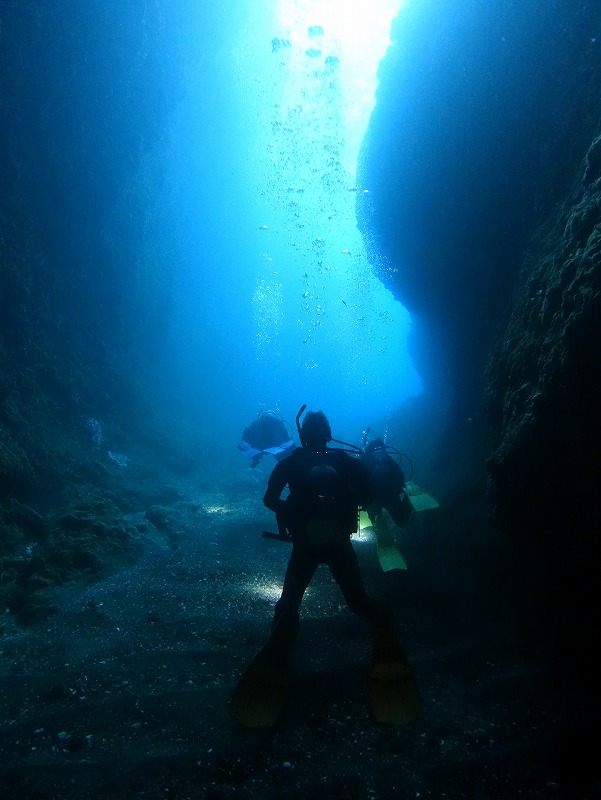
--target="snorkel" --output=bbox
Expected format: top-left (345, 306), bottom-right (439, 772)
top-left (295, 404), bottom-right (307, 447)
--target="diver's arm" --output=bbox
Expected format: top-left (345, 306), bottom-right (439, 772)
top-left (263, 462), bottom-right (288, 516)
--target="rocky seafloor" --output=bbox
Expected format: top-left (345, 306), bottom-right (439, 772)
top-left (0, 470), bottom-right (581, 800)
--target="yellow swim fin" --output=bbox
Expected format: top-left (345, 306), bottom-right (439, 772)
top-left (230, 613), bottom-right (297, 727)
top-left (373, 514), bottom-right (407, 572)
top-left (368, 608), bottom-right (422, 725)
top-left (405, 481), bottom-right (439, 512)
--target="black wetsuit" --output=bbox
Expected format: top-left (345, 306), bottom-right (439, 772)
top-left (242, 414), bottom-right (288, 452)
top-left (360, 441), bottom-right (413, 528)
top-left (239, 412), bottom-right (295, 467)
top-left (263, 446), bottom-right (379, 625)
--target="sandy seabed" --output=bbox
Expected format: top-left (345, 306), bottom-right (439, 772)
top-left (0, 497), bottom-right (568, 799)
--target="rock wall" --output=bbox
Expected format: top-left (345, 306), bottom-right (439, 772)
top-left (0, 2), bottom-right (245, 622)
top-left (0, 1), bottom-right (180, 509)
top-left (359, 0), bottom-right (601, 529)
top-left (359, 1), bottom-right (601, 783)
top-left (486, 142), bottom-right (601, 540)
top-left (0, 1), bottom-right (187, 612)
top-left (482, 134), bottom-right (601, 783)
top-left (358, 0), bottom-right (601, 436)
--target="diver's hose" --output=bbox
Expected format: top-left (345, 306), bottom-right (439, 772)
top-left (329, 437), bottom-right (364, 454)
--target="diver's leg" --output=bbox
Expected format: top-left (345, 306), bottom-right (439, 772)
top-left (273, 544), bottom-right (318, 631)
top-left (232, 544), bottom-right (311, 726)
top-left (327, 538), bottom-right (375, 617)
top-left (328, 539), bottom-right (404, 659)
top-left (327, 541), bottom-right (421, 725)
top-left (385, 494), bottom-right (413, 528)
top-left (366, 503), bottom-right (382, 526)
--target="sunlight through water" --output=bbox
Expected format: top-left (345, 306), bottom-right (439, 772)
top-left (242, 0), bottom-right (420, 434)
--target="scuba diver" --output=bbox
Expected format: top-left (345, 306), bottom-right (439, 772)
top-left (237, 408), bottom-right (296, 467)
top-left (357, 435), bottom-right (415, 573)
top-left (230, 406), bottom-right (422, 728)
top-left (360, 436), bottom-right (413, 530)
top-left (264, 409), bottom-right (375, 629)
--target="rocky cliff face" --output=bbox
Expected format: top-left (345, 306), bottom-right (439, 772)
top-left (485, 139), bottom-right (601, 541)
top-left (359, 0), bottom-right (601, 780)
top-left (483, 139), bottom-right (601, 759)
top-left (359, 0), bottom-right (601, 451)
top-left (1, 2), bottom-right (179, 493)
top-left (359, 7), bottom-right (601, 538)
top-left (0, 2), bottom-right (188, 614)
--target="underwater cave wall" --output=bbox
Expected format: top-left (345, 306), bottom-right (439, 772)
top-left (0, 1), bottom-right (183, 531)
top-left (0, 0), bottom-right (195, 568)
top-left (359, 1), bottom-right (601, 765)
top-left (358, 0), bottom-right (601, 480)
top-left (482, 118), bottom-right (601, 789)
top-left (485, 137), bottom-right (601, 545)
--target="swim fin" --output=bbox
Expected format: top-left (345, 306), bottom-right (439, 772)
top-left (405, 481), bottom-right (439, 512)
top-left (368, 608), bottom-right (422, 726)
top-left (230, 612), bottom-right (297, 727)
top-left (373, 514), bottom-right (407, 572)
top-left (369, 655), bottom-right (422, 726)
top-left (261, 530), bottom-right (292, 542)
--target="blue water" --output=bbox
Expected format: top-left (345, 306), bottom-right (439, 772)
top-left (154, 0), bottom-right (421, 444)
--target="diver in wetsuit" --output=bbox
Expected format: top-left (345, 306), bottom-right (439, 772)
top-left (360, 437), bottom-right (413, 529)
top-left (263, 410), bottom-right (397, 647)
top-left (230, 408), bottom-right (422, 727)
top-left (238, 409), bottom-right (295, 467)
